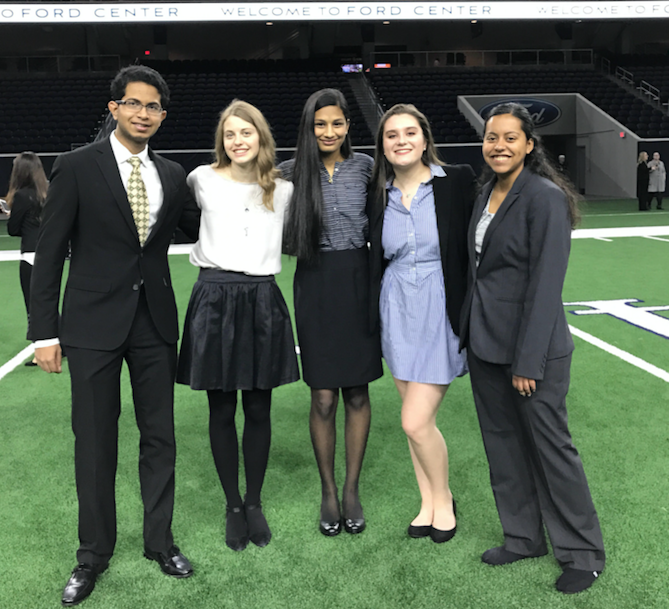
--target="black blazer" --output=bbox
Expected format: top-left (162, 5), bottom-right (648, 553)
top-left (459, 168), bottom-right (574, 380)
top-left (368, 164), bottom-right (476, 338)
top-left (29, 137), bottom-right (200, 350)
top-left (7, 188), bottom-right (41, 253)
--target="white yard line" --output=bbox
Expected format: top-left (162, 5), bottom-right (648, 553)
top-left (0, 344), bottom-right (35, 381)
top-left (644, 236), bottom-right (669, 243)
top-left (568, 325), bottom-right (669, 383)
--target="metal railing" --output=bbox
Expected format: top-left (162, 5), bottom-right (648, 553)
top-left (639, 80), bottom-right (661, 105)
top-left (0, 55), bottom-right (121, 74)
top-left (616, 66), bottom-right (634, 86)
top-left (370, 48), bottom-right (594, 69)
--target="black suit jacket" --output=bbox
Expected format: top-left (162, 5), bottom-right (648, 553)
top-left (368, 164), bottom-right (476, 338)
top-left (29, 137), bottom-right (200, 350)
top-left (459, 168), bottom-right (574, 380)
top-left (7, 188), bottom-right (41, 253)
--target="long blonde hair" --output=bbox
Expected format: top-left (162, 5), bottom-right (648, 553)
top-left (214, 100), bottom-right (279, 210)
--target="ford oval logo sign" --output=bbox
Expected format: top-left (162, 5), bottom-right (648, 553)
top-left (479, 98), bottom-right (562, 128)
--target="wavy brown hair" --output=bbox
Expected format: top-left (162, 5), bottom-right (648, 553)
top-left (371, 103), bottom-right (443, 206)
top-left (214, 99), bottom-right (279, 210)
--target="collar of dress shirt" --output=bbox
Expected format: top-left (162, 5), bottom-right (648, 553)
top-left (386, 163), bottom-right (446, 190)
top-left (110, 130), bottom-right (150, 168)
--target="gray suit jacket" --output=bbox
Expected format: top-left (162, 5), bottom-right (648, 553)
top-left (459, 168), bottom-right (574, 381)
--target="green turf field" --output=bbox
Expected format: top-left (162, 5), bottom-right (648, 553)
top-left (1, 201), bottom-right (668, 608)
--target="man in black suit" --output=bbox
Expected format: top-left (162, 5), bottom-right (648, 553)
top-left (29, 65), bottom-right (200, 606)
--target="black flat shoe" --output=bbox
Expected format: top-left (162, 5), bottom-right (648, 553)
top-left (144, 545), bottom-right (193, 578)
top-left (408, 524), bottom-right (432, 538)
top-left (556, 568), bottom-right (601, 594)
top-left (24, 360), bottom-right (38, 367)
top-left (319, 519), bottom-right (342, 536)
top-left (429, 498), bottom-right (457, 543)
top-left (62, 563), bottom-right (106, 607)
top-left (225, 506), bottom-right (249, 552)
top-left (481, 546), bottom-right (548, 565)
top-left (245, 501), bottom-right (272, 547)
top-left (343, 517), bottom-right (366, 534)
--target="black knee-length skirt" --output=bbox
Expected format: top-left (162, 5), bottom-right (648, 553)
top-left (294, 248), bottom-right (383, 389)
top-left (177, 269), bottom-right (300, 391)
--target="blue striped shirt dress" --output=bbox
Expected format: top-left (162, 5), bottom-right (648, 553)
top-left (380, 165), bottom-right (468, 385)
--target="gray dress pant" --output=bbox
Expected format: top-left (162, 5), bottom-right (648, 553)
top-left (468, 351), bottom-right (605, 572)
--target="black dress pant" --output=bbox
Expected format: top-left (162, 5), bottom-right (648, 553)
top-left (66, 291), bottom-right (177, 567)
top-left (468, 351), bottom-right (605, 572)
top-left (19, 260), bottom-right (32, 326)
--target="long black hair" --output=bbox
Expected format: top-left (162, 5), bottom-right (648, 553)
top-left (283, 88), bottom-right (352, 262)
top-left (480, 102), bottom-right (580, 228)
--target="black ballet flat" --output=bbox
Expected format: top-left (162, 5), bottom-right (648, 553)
top-left (408, 524), bottom-right (432, 538)
top-left (429, 499), bottom-right (457, 544)
top-left (319, 519), bottom-right (342, 537)
top-left (343, 517), bottom-right (366, 535)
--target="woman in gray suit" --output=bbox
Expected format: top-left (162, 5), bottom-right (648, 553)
top-left (460, 103), bottom-right (605, 594)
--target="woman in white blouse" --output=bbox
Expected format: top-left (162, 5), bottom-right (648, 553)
top-left (177, 100), bottom-right (299, 552)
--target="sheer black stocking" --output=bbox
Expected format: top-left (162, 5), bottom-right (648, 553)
top-left (309, 389), bottom-right (340, 523)
top-left (341, 385), bottom-right (371, 521)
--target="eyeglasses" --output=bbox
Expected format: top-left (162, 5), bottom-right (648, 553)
top-left (115, 99), bottom-right (163, 116)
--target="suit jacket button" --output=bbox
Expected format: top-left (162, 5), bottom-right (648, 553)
top-left (132, 284), bottom-right (139, 291)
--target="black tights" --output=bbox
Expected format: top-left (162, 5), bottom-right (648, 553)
top-left (207, 388), bottom-right (272, 508)
top-left (309, 385), bottom-right (371, 522)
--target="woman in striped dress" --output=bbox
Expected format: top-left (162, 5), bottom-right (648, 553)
top-left (280, 89), bottom-right (382, 536)
top-left (368, 104), bottom-right (475, 542)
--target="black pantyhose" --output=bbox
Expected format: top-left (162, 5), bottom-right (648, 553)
top-left (309, 385), bottom-right (371, 522)
top-left (207, 388), bottom-right (272, 508)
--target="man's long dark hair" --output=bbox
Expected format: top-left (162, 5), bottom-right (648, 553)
top-left (283, 88), bottom-right (352, 262)
top-left (480, 102), bottom-right (580, 228)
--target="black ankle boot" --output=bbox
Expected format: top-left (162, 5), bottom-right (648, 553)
top-left (225, 506), bottom-right (249, 552)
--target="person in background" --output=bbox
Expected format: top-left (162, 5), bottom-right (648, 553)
top-left (29, 65), bottom-right (200, 607)
top-left (647, 151), bottom-right (665, 210)
top-left (6, 151), bottom-right (48, 366)
top-left (460, 102), bottom-right (605, 594)
top-left (368, 104), bottom-right (475, 543)
top-left (637, 151), bottom-right (650, 211)
top-left (280, 89), bottom-right (382, 537)
top-left (177, 100), bottom-right (299, 552)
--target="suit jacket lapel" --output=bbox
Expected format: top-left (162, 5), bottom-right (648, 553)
top-left (479, 167), bottom-right (531, 260)
top-left (469, 179), bottom-right (493, 275)
top-left (96, 139), bottom-right (139, 239)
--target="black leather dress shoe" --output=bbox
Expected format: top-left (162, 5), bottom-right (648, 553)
top-left (144, 545), bottom-right (193, 578)
top-left (481, 546), bottom-right (547, 565)
top-left (343, 517), bottom-right (366, 534)
top-left (319, 519), bottom-right (342, 536)
top-left (61, 563), bottom-right (106, 607)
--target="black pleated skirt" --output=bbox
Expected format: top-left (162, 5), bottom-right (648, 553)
top-left (294, 248), bottom-right (383, 389)
top-left (177, 269), bottom-right (300, 391)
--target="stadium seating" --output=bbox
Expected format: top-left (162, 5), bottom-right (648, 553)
top-left (1, 63), bottom-right (667, 153)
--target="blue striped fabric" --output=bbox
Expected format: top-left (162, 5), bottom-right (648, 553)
top-left (279, 152), bottom-right (372, 251)
top-left (380, 165), bottom-right (468, 384)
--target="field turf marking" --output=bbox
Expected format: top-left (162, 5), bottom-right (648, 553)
top-left (568, 325), bottom-right (669, 383)
top-left (0, 344), bottom-right (35, 381)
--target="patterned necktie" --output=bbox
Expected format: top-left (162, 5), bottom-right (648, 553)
top-left (127, 156), bottom-right (150, 245)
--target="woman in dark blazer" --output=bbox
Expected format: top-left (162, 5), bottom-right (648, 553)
top-left (636, 151), bottom-right (650, 211)
top-left (6, 151), bottom-right (48, 363)
top-left (369, 104), bottom-right (475, 542)
top-left (460, 102), bottom-right (605, 594)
